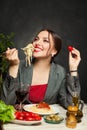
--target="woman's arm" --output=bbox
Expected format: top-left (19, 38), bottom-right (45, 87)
top-left (0, 48), bottom-right (20, 104)
top-left (58, 73), bottom-right (81, 109)
top-left (58, 47), bottom-right (81, 108)
top-left (0, 74), bottom-right (18, 105)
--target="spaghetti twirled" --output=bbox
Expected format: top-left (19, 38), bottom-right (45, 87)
top-left (21, 43), bottom-right (34, 66)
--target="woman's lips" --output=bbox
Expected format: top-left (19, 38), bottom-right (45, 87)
top-left (34, 46), bottom-right (43, 52)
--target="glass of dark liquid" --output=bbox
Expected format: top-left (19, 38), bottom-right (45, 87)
top-left (15, 87), bottom-right (28, 111)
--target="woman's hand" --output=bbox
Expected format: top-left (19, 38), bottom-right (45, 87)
top-left (4, 48), bottom-right (20, 78)
top-left (5, 48), bottom-right (20, 66)
top-left (69, 47), bottom-right (81, 72)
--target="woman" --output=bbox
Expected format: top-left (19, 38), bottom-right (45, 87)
top-left (0, 29), bottom-right (81, 108)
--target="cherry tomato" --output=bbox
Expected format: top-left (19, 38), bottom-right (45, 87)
top-left (15, 111), bottom-right (23, 118)
top-left (15, 111), bottom-right (24, 120)
top-left (34, 116), bottom-right (42, 121)
top-left (68, 46), bottom-right (73, 52)
top-left (31, 113), bottom-right (42, 120)
top-left (22, 111), bottom-right (30, 117)
top-left (14, 111), bottom-right (42, 121)
top-left (17, 115), bottom-right (24, 120)
top-left (25, 116), bottom-right (34, 121)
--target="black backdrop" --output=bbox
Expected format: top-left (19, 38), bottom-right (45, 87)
top-left (0, 0), bottom-right (87, 102)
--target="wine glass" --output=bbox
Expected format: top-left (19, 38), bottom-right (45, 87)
top-left (15, 86), bottom-right (28, 111)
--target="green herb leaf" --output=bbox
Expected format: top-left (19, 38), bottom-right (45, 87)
top-left (0, 100), bottom-right (15, 123)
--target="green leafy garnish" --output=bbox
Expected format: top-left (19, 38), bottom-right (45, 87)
top-left (0, 100), bottom-right (15, 123)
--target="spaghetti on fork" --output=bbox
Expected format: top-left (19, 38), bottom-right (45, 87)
top-left (21, 43), bottom-right (34, 66)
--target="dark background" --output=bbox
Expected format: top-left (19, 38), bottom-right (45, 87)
top-left (0, 0), bottom-right (87, 102)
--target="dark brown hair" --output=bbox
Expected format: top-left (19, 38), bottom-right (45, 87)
top-left (40, 29), bottom-right (62, 57)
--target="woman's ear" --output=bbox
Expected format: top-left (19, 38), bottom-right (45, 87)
top-left (52, 50), bottom-right (57, 57)
top-left (51, 53), bottom-right (54, 57)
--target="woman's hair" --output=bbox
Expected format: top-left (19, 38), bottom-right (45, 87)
top-left (38, 29), bottom-right (62, 57)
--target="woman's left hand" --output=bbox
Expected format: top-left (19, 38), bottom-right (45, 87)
top-left (69, 47), bottom-right (81, 71)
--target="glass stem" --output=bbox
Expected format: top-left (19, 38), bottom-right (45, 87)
top-left (19, 102), bottom-right (22, 111)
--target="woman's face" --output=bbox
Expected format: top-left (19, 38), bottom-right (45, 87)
top-left (32, 30), bottom-right (57, 59)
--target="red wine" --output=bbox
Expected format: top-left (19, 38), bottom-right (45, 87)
top-left (15, 90), bottom-right (28, 102)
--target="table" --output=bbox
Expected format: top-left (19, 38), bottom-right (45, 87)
top-left (3, 104), bottom-right (87, 130)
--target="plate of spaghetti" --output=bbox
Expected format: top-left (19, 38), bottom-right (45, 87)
top-left (23, 102), bottom-right (59, 115)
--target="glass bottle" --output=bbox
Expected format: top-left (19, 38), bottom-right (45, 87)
top-left (66, 105), bottom-right (78, 128)
top-left (76, 100), bottom-right (84, 123)
top-left (72, 92), bottom-right (84, 123)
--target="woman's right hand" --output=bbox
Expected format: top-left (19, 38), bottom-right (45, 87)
top-left (5, 48), bottom-right (20, 66)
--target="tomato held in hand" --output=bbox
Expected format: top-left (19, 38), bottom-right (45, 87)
top-left (68, 46), bottom-right (73, 52)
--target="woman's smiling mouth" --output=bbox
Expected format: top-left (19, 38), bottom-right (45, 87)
top-left (34, 45), bottom-right (43, 52)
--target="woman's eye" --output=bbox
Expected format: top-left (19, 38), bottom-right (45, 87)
top-left (43, 39), bottom-right (49, 43)
top-left (34, 37), bottom-right (38, 41)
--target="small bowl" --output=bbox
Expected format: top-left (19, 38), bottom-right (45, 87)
top-left (44, 114), bottom-right (64, 124)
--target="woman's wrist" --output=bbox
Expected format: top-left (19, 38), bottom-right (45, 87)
top-left (69, 70), bottom-right (77, 73)
top-left (9, 59), bottom-right (20, 66)
top-left (9, 64), bottom-right (19, 78)
top-left (69, 70), bottom-right (78, 76)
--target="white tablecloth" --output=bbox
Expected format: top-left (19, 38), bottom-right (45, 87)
top-left (3, 104), bottom-right (87, 130)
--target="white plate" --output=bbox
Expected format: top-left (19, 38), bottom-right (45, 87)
top-left (23, 104), bottom-right (59, 115)
top-left (10, 118), bottom-right (43, 125)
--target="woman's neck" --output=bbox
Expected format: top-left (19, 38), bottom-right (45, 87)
top-left (32, 58), bottom-right (51, 85)
top-left (34, 58), bottom-right (51, 70)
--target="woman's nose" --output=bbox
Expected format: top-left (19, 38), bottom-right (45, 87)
top-left (34, 39), bottom-right (42, 45)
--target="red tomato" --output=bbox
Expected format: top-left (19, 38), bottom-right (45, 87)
top-left (68, 46), bottom-right (73, 52)
top-left (25, 116), bottom-right (34, 121)
top-left (34, 116), bottom-right (42, 121)
top-left (14, 111), bottom-right (42, 121)
top-left (16, 116), bottom-right (24, 120)
top-left (30, 112), bottom-right (37, 117)
top-left (15, 111), bottom-right (24, 120)
top-left (31, 113), bottom-right (42, 120)
top-left (22, 111), bottom-right (29, 116)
